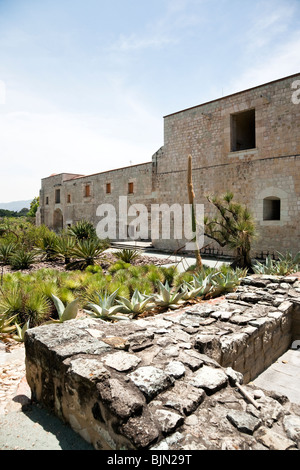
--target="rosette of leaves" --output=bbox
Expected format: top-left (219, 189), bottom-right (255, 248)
top-left (83, 289), bottom-right (129, 322)
top-left (116, 289), bottom-right (155, 318)
top-left (153, 281), bottom-right (185, 310)
top-left (49, 294), bottom-right (79, 323)
top-left (67, 238), bottom-right (108, 270)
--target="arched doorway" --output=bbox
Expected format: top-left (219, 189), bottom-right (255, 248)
top-left (53, 209), bottom-right (63, 231)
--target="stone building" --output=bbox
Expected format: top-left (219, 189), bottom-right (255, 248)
top-left (38, 73), bottom-right (300, 258)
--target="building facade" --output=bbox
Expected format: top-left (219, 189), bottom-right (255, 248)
top-left (38, 73), bottom-right (300, 257)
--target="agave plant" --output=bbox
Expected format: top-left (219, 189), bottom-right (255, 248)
top-left (0, 312), bottom-right (18, 335)
top-left (153, 281), bottom-right (185, 310)
top-left (116, 289), bottom-right (155, 318)
top-left (181, 273), bottom-right (213, 301)
top-left (83, 289), bottom-right (129, 322)
top-left (13, 320), bottom-right (30, 342)
top-left (49, 294), bottom-right (80, 323)
top-left (210, 270), bottom-right (242, 298)
top-left (253, 251), bottom-right (300, 276)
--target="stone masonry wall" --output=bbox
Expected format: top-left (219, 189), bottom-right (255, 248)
top-left (25, 275), bottom-right (300, 450)
top-left (154, 73), bottom-right (300, 255)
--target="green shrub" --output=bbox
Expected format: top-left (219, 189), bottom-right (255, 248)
top-left (114, 248), bottom-right (141, 263)
top-left (9, 248), bottom-right (38, 270)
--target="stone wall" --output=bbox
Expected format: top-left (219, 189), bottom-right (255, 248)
top-left (40, 163), bottom-right (154, 239)
top-left (25, 275), bottom-right (300, 450)
top-left (154, 73), bottom-right (300, 255)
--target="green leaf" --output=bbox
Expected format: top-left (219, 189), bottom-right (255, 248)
top-left (51, 294), bottom-right (65, 319)
top-left (60, 299), bottom-right (79, 322)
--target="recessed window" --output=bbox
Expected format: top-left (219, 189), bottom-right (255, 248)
top-left (67, 194), bottom-right (71, 203)
top-left (55, 189), bottom-right (61, 204)
top-left (231, 109), bottom-right (256, 152)
top-left (128, 182), bottom-right (134, 194)
top-left (46, 197), bottom-right (49, 205)
top-left (106, 183), bottom-right (111, 194)
top-left (85, 184), bottom-right (91, 197)
top-left (263, 197), bottom-right (281, 221)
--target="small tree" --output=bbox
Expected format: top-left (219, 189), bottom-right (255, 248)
top-left (204, 192), bottom-right (256, 270)
top-left (27, 197), bottom-right (39, 217)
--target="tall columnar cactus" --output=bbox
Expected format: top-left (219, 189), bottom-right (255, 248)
top-left (187, 155), bottom-right (202, 269)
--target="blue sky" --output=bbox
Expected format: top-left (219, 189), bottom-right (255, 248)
top-left (0, 0), bottom-right (299, 203)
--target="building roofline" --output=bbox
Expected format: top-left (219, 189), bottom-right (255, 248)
top-left (163, 72), bottom-right (300, 118)
top-left (42, 161), bottom-right (152, 182)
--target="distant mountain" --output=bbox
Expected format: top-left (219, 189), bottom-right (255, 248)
top-left (0, 200), bottom-right (32, 212)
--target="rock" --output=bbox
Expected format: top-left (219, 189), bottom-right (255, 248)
top-left (190, 366), bottom-right (228, 394)
top-left (128, 366), bottom-right (174, 401)
top-left (255, 426), bottom-right (296, 450)
top-left (102, 351), bottom-right (141, 372)
top-left (227, 410), bottom-right (261, 435)
top-left (120, 411), bottom-right (160, 449)
top-left (165, 361), bottom-right (186, 379)
top-left (152, 409), bottom-right (184, 434)
top-left (225, 367), bottom-right (244, 386)
top-left (97, 377), bottom-right (146, 419)
top-left (162, 382), bottom-right (205, 416)
top-left (283, 415), bottom-right (300, 444)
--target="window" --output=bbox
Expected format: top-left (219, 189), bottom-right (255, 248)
top-left (106, 183), bottom-right (111, 194)
top-left (46, 197), bottom-right (49, 205)
top-left (67, 194), bottom-right (71, 203)
top-left (55, 189), bottom-right (61, 204)
top-left (263, 197), bottom-right (281, 221)
top-left (231, 109), bottom-right (256, 152)
top-left (85, 184), bottom-right (91, 197)
top-left (128, 182), bottom-right (134, 194)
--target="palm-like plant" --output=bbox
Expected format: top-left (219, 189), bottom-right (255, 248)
top-left (116, 289), bottom-right (155, 318)
top-left (114, 248), bottom-right (142, 264)
top-left (68, 220), bottom-right (97, 240)
top-left (9, 248), bottom-right (38, 270)
top-left (83, 289), bottom-right (129, 322)
top-left (0, 242), bottom-right (16, 265)
top-left (67, 238), bottom-right (108, 270)
top-left (204, 192), bottom-right (256, 270)
top-left (54, 236), bottom-right (76, 264)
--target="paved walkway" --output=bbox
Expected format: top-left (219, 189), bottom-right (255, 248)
top-left (253, 347), bottom-right (300, 405)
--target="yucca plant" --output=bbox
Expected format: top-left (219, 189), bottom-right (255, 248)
top-left (53, 236), bottom-right (76, 264)
top-left (153, 281), bottom-right (185, 310)
top-left (114, 248), bottom-right (142, 264)
top-left (9, 248), bottom-right (38, 270)
top-left (48, 294), bottom-right (80, 323)
top-left (83, 289), bottom-right (129, 322)
top-left (36, 233), bottom-right (59, 261)
top-left (67, 238), bottom-right (108, 270)
top-left (116, 289), bottom-right (155, 318)
top-left (0, 242), bottom-right (17, 265)
top-left (68, 220), bottom-right (97, 240)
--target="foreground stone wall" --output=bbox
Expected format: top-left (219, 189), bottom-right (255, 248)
top-left (24, 275), bottom-right (300, 450)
